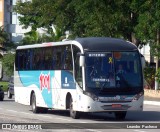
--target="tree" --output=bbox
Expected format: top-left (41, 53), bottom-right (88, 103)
top-left (1, 53), bottom-right (15, 77)
top-left (14, 0), bottom-right (142, 43)
top-left (134, 0), bottom-right (160, 90)
top-left (19, 28), bottom-right (63, 45)
top-left (0, 26), bottom-right (9, 47)
top-left (14, 0), bottom-right (58, 33)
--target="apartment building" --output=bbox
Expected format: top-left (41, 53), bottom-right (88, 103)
top-left (2, 0), bottom-right (30, 43)
top-left (0, 0), bottom-right (4, 27)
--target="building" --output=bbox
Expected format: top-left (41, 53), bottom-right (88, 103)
top-left (0, 0), bottom-right (4, 27)
top-left (1, 0), bottom-right (31, 43)
top-left (139, 44), bottom-right (151, 63)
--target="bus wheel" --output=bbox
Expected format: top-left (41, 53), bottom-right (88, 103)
top-left (114, 111), bottom-right (127, 120)
top-left (0, 97), bottom-right (3, 101)
top-left (69, 98), bottom-right (80, 119)
top-left (41, 108), bottom-right (48, 113)
top-left (31, 93), bottom-right (40, 113)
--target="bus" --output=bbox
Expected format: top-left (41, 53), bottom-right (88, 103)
top-left (14, 37), bottom-right (145, 119)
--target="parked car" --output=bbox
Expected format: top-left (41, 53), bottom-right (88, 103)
top-left (8, 76), bottom-right (14, 99)
top-left (0, 85), bottom-right (4, 101)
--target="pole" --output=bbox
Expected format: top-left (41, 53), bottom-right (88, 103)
top-left (155, 29), bottom-right (160, 90)
top-left (155, 56), bottom-right (159, 90)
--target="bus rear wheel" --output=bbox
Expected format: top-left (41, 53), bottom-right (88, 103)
top-left (69, 98), bottom-right (80, 119)
top-left (31, 93), bottom-right (40, 113)
top-left (114, 111), bottom-right (127, 120)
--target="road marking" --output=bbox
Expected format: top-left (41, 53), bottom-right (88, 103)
top-left (56, 117), bottom-right (71, 121)
top-left (144, 101), bottom-right (160, 106)
top-left (37, 115), bottom-right (52, 119)
top-left (20, 112), bottom-right (52, 119)
top-left (86, 129), bottom-right (102, 132)
top-left (20, 112), bottom-right (34, 115)
top-left (6, 109), bottom-right (18, 113)
top-left (134, 130), bottom-right (146, 132)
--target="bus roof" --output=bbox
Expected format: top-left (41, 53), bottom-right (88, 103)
top-left (16, 37), bottom-right (137, 51)
top-left (75, 37), bottom-right (137, 51)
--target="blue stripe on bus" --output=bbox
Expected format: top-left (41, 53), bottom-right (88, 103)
top-left (61, 71), bottom-right (76, 89)
top-left (18, 70), bottom-right (76, 108)
top-left (19, 71), bottom-right (54, 108)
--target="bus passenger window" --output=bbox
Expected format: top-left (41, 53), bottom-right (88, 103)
top-left (61, 46), bottom-right (73, 70)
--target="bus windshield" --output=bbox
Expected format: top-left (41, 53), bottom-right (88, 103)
top-left (85, 51), bottom-right (142, 90)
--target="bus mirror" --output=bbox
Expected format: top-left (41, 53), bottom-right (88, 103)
top-left (79, 55), bottom-right (85, 67)
top-left (141, 55), bottom-right (145, 68)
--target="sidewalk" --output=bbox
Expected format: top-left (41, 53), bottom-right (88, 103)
top-left (144, 96), bottom-right (160, 106)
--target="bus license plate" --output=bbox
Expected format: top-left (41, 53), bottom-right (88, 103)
top-left (112, 104), bottom-right (122, 108)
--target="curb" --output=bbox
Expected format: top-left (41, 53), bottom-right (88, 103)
top-left (144, 101), bottom-right (160, 106)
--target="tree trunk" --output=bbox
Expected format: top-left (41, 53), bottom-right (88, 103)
top-left (131, 33), bottom-right (140, 47)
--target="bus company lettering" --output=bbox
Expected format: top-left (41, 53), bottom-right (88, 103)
top-left (39, 72), bottom-right (50, 92)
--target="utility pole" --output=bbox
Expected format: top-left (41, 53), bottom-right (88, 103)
top-left (155, 29), bottom-right (160, 90)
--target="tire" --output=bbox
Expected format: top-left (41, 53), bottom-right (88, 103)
top-left (114, 111), bottom-right (127, 120)
top-left (7, 90), bottom-right (12, 99)
top-left (0, 98), bottom-right (3, 101)
top-left (69, 97), bottom-right (80, 119)
top-left (41, 108), bottom-right (48, 113)
top-left (31, 93), bottom-right (40, 113)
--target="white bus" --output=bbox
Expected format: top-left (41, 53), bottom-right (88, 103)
top-left (14, 37), bottom-right (144, 119)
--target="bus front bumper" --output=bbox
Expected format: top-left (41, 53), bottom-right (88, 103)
top-left (76, 96), bottom-right (144, 112)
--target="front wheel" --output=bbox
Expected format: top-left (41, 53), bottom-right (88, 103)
top-left (31, 93), bottom-right (41, 113)
top-left (69, 98), bottom-right (80, 119)
top-left (0, 97), bottom-right (3, 101)
top-left (114, 111), bottom-right (127, 120)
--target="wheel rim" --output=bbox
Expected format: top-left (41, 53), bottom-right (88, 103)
top-left (70, 100), bottom-right (74, 116)
top-left (32, 96), bottom-right (36, 111)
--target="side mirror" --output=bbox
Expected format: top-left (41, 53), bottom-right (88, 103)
top-left (79, 55), bottom-right (85, 67)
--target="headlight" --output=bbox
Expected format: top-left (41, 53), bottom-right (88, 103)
top-left (84, 91), bottom-right (99, 101)
top-left (132, 91), bottom-right (144, 101)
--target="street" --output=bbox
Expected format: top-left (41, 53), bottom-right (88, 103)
top-left (0, 95), bottom-right (160, 132)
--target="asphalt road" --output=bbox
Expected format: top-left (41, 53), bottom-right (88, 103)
top-left (0, 95), bottom-right (160, 132)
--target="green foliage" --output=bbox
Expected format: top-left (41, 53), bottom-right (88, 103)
top-left (13, 0), bottom-right (160, 54)
top-left (19, 29), bottom-right (63, 45)
top-left (0, 81), bottom-right (8, 92)
top-left (156, 68), bottom-right (160, 84)
top-left (134, 0), bottom-right (160, 57)
top-left (14, 0), bottom-right (140, 42)
top-left (144, 66), bottom-right (156, 89)
top-left (1, 53), bottom-right (15, 77)
top-left (0, 26), bottom-right (9, 46)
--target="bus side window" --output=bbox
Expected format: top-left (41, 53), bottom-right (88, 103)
top-left (61, 45), bottom-right (73, 70)
top-left (18, 50), bottom-right (27, 71)
top-left (56, 50), bottom-right (62, 70)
